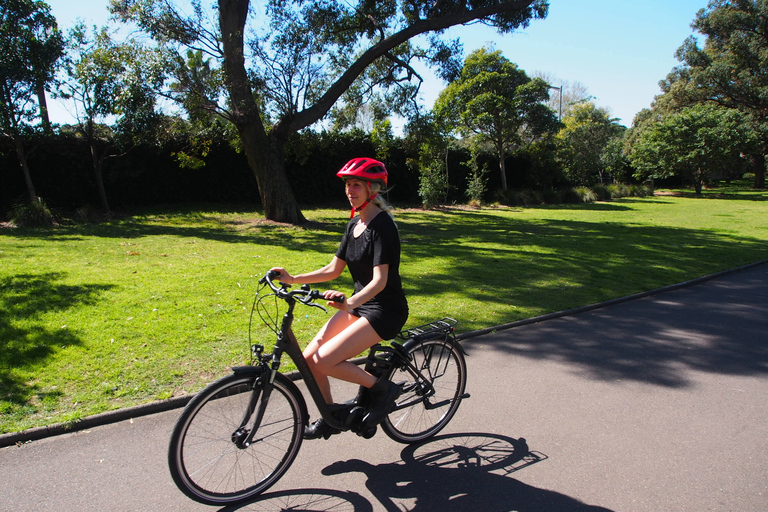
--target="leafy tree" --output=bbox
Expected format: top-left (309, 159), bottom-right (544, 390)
top-left (405, 112), bottom-right (453, 206)
top-left (60, 23), bottom-right (167, 212)
top-left (111, 0), bottom-right (549, 223)
top-left (0, 0), bottom-right (64, 202)
top-left (555, 102), bottom-right (625, 186)
top-left (601, 136), bottom-right (633, 184)
top-left (672, 0), bottom-right (768, 188)
top-left (630, 104), bottom-right (750, 194)
top-left (433, 47), bottom-right (559, 190)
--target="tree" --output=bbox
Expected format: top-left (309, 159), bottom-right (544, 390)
top-left (433, 46), bottom-right (558, 190)
top-left (630, 104), bottom-right (749, 194)
top-left (0, 0), bottom-right (64, 202)
top-left (672, 0), bottom-right (768, 188)
top-left (111, 0), bottom-right (549, 223)
top-left (60, 23), bottom-right (167, 212)
top-left (555, 102), bottom-right (625, 186)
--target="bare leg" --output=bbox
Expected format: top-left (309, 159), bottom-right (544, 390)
top-left (303, 312), bottom-right (380, 403)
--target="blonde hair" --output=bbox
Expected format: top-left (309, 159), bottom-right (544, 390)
top-left (368, 182), bottom-right (394, 218)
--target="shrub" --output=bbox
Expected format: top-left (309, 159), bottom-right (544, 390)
top-left (9, 198), bottom-right (57, 227)
top-left (418, 162), bottom-right (449, 207)
top-left (494, 188), bottom-right (543, 206)
top-left (617, 184), bottom-right (633, 198)
top-left (593, 185), bottom-right (612, 201)
top-left (629, 184), bottom-right (653, 197)
top-left (567, 187), bottom-right (597, 203)
top-left (465, 164), bottom-right (489, 205)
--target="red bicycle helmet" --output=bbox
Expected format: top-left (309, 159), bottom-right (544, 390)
top-left (337, 158), bottom-right (388, 217)
top-left (336, 157), bottom-right (388, 186)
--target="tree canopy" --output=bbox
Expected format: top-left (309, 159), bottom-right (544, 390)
top-left (667, 0), bottom-right (768, 188)
top-left (630, 103), bottom-right (749, 193)
top-left (59, 23), bottom-right (168, 212)
top-left (0, 0), bottom-right (64, 201)
top-left (555, 102), bottom-right (624, 186)
top-left (432, 47), bottom-right (558, 190)
top-left (110, 0), bottom-right (549, 222)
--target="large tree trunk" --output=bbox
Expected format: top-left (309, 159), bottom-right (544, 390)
top-left (238, 125), bottom-right (306, 223)
top-left (218, 0), bottom-right (305, 224)
top-left (497, 143), bottom-right (508, 191)
top-left (754, 153), bottom-right (766, 189)
top-left (12, 135), bottom-right (37, 202)
top-left (694, 167), bottom-right (704, 194)
top-left (89, 139), bottom-right (111, 213)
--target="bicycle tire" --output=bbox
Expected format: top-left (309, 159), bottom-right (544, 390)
top-left (168, 371), bottom-right (305, 506)
top-left (381, 337), bottom-right (467, 444)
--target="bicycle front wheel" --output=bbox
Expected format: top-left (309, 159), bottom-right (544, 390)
top-left (382, 338), bottom-right (467, 443)
top-left (168, 371), bottom-right (305, 506)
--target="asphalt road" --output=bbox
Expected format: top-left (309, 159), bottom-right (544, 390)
top-left (1, 263), bottom-right (767, 512)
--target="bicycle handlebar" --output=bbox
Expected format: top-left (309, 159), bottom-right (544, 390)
top-left (260, 270), bottom-right (345, 308)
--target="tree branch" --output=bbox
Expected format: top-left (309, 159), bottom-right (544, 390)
top-left (274, 0), bottom-right (538, 138)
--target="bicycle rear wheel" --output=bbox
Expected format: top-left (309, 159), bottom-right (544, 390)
top-left (168, 371), bottom-right (305, 506)
top-left (382, 337), bottom-right (467, 443)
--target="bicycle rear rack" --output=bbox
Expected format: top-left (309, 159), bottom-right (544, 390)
top-left (397, 317), bottom-right (458, 342)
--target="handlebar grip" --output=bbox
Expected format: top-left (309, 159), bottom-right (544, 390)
top-left (329, 295), bottom-right (345, 303)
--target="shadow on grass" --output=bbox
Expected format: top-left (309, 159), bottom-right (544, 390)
top-left (5, 208), bottom-right (347, 256)
top-left (393, 208), bottom-right (768, 388)
top-left (0, 273), bottom-right (115, 414)
top-left (4, 204), bottom-right (768, 393)
top-left (662, 190), bottom-right (768, 201)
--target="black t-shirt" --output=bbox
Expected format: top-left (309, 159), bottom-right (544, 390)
top-left (335, 212), bottom-right (407, 312)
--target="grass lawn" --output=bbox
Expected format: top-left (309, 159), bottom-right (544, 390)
top-left (1, 184), bottom-right (767, 433)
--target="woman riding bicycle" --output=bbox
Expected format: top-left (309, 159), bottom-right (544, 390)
top-left (271, 157), bottom-right (409, 440)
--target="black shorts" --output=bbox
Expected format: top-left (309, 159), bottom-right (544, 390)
top-left (352, 302), bottom-right (409, 340)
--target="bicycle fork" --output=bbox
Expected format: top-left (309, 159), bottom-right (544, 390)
top-left (231, 345), bottom-right (279, 449)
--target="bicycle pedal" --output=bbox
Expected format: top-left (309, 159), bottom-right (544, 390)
top-left (356, 424), bottom-right (377, 439)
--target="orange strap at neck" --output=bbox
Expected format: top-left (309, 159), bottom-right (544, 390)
top-left (350, 191), bottom-right (377, 218)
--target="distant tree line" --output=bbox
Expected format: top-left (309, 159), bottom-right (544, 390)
top-left (2, 0), bottom-right (766, 225)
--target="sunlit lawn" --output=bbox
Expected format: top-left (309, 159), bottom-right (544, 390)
top-left (1, 184), bottom-right (767, 433)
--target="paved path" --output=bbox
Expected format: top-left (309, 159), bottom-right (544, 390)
top-left (2, 263), bottom-right (767, 511)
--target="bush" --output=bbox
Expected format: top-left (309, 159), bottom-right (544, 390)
top-left (606, 183), bottom-right (630, 198)
top-left (494, 188), bottom-right (543, 206)
top-left (465, 164), bottom-right (489, 204)
top-left (418, 162), bottom-right (450, 207)
top-left (566, 187), bottom-right (597, 203)
top-left (629, 184), bottom-right (653, 197)
top-left (9, 198), bottom-right (57, 227)
top-left (593, 185), bottom-right (613, 201)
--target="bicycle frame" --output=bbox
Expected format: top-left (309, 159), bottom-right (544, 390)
top-left (167, 274), bottom-right (466, 506)
top-left (238, 278), bottom-right (456, 439)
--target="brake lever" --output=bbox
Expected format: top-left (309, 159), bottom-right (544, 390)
top-left (307, 302), bottom-right (328, 313)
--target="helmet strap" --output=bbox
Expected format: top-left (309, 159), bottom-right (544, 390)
top-left (350, 188), bottom-right (378, 218)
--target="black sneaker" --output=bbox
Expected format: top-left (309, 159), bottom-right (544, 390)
top-left (303, 418), bottom-right (341, 440)
top-left (362, 380), bottom-right (402, 427)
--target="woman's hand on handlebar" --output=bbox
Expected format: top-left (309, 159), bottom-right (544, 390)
top-left (269, 267), bottom-right (294, 284)
top-left (323, 290), bottom-right (348, 311)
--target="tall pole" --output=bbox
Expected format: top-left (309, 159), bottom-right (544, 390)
top-left (548, 84), bottom-right (562, 120)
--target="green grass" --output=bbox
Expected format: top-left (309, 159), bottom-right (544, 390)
top-left (2, 184), bottom-right (768, 433)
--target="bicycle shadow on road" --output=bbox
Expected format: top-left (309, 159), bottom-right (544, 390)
top-left (222, 433), bottom-right (614, 512)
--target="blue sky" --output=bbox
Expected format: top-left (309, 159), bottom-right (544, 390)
top-left (46, 0), bottom-right (707, 127)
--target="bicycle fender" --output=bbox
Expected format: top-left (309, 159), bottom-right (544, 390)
top-left (401, 335), bottom-right (466, 355)
top-left (231, 365), bottom-right (262, 375)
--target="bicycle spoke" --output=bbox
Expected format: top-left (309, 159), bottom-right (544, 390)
top-left (382, 338), bottom-right (467, 443)
top-left (168, 373), bottom-right (304, 505)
